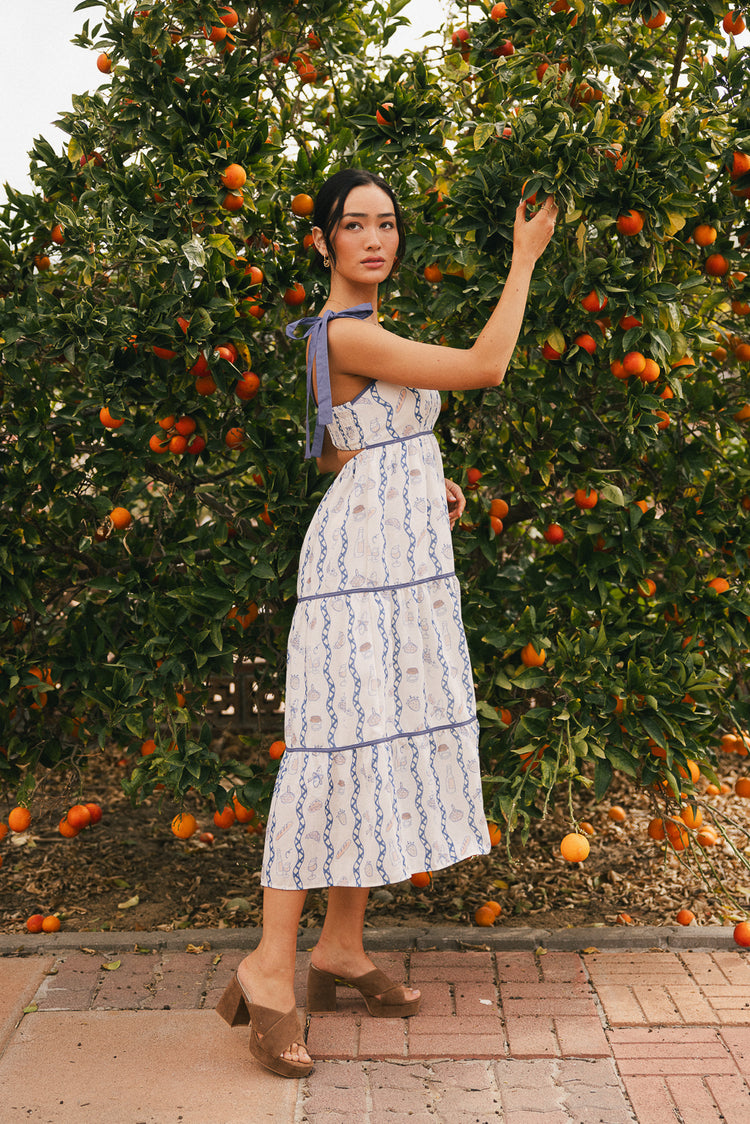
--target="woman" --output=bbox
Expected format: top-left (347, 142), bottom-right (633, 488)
top-left (217, 168), bottom-right (557, 1077)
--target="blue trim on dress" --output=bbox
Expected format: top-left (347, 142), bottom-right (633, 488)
top-left (286, 304), bottom-right (373, 458)
top-left (286, 715), bottom-right (478, 754)
top-left (297, 569), bottom-right (457, 603)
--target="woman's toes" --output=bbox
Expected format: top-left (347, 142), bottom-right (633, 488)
top-left (282, 1042), bottom-right (310, 1064)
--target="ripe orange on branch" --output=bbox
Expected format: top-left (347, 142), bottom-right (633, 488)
top-left (171, 813), bottom-right (197, 839)
top-left (8, 807), bottom-right (31, 833)
top-left (108, 507), bottom-right (132, 530)
top-left (291, 193), bottom-right (314, 217)
top-left (221, 163), bottom-right (246, 190)
top-left (573, 488), bottom-right (598, 509)
top-left (520, 642), bottom-right (546, 667)
top-left (616, 210), bottom-right (644, 236)
top-left (560, 832), bottom-right (590, 862)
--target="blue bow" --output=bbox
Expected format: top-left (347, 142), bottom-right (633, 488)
top-left (286, 304), bottom-right (373, 459)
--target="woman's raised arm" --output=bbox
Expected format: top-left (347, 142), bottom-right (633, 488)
top-left (326, 197), bottom-right (557, 394)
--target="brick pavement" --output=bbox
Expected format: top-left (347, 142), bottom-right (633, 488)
top-left (1, 935), bottom-right (750, 1121)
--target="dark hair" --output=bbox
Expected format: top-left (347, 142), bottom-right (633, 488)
top-left (313, 168), bottom-right (406, 275)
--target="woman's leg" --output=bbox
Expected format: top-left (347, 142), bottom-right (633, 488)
top-left (311, 886), bottom-right (419, 1002)
top-left (238, 887), bottom-right (310, 1063)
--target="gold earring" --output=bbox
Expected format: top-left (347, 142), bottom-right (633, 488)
top-left (323, 255), bottom-right (330, 269)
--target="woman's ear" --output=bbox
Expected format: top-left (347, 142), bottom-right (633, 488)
top-left (311, 226), bottom-right (327, 259)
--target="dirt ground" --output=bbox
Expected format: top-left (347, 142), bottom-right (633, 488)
top-left (2, 739), bottom-right (750, 936)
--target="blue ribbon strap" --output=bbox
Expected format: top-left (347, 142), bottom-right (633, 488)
top-left (286, 303), bottom-right (373, 459)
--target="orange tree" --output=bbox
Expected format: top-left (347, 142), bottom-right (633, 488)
top-left (1, 0), bottom-right (750, 882)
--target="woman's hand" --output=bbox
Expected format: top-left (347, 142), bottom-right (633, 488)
top-left (445, 478), bottom-right (465, 529)
top-left (512, 196), bottom-right (558, 267)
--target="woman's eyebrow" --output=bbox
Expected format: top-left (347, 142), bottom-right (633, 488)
top-left (341, 211), bottom-right (396, 219)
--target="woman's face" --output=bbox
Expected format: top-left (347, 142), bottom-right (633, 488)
top-left (320, 183), bottom-right (401, 284)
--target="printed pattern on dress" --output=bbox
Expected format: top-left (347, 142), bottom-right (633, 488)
top-left (262, 323), bottom-right (490, 889)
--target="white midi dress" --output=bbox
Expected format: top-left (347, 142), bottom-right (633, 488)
top-left (261, 305), bottom-right (490, 889)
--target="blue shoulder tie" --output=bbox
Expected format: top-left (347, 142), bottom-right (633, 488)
top-left (286, 303), bottom-right (373, 459)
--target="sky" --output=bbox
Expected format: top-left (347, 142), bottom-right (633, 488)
top-left (0, 0), bottom-right (446, 202)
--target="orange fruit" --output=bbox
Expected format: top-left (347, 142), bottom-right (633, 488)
top-left (696, 826), bottom-right (720, 846)
top-left (269, 740), bottom-right (285, 759)
top-left (608, 806), bottom-right (627, 822)
top-left (284, 282), bottom-right (306, 307)
top-left (222, 192), bottom-right (244, 212)
top-left (491, 1), bottom-right (508, 17)
top-left (149, 433), bottom-right (169, 453)
top-left (616, 209), bottom-right (644, 235)
top-left (735, 777), bottom-right (750, 798)
top-left (679, 804), bottom-right (703, 829)
top-left (487, 821), bottom-right (502, 846)
top-left (490, 498), bottom-right (509, 519)
top-left (675, 908), bottom-right (695, 926)
top-left (490, 516), bottom-right (503, 535)
top-left (58, 817), bottom-right (79, 838)
top-left (623, 351), bottom-right (646, 376)
top-left (424, 264), bottom-right (443, 283)
top-left (8, 807), bottom-right (31, 833)
top-left (677, 759), bottom-right (701, 784)
top-left (705, 253), bottom-right (729, 277)
top-left (616, 913), bottom-right (634, 925)
top-left (169, 435), bottom-right (188, 454)
top-left (232, 796), bottom-right (255, 824)
top-left (723, 11), bottom-right (746, 34)
top-left (707, 577), bottom-right (730, 594)
top-left (643, 9), bottom-right (667, 28)
top-left (99, 406), bottom-right (125, 428)
top-left (520, 642), bottom-right (546, 667)
top-left (195, 374), bottom-right (217, 396)
top-left (141, 738), bottom-right (157, 756)
top-left (221, 163), bottom-right (246, 190)
top-left (213, 805), bottom-right (236, 829)
top-left (693, 224), bottom-right (717, 247)
top-left (648, 818), bottom-right (666, 841)
top-left (560, 832), bottom-right (590, 862)
top-left (42, 915), bottom-right (61, 933)
top-left (578, 821), bottom-right (594, 836)
top-left (174, 417), bottom-right (196, 437)
top-left (50, 223), bottom-right (64, 245)
top-left (410, 871), bottom-right (432, 888)
top-left (34, 254), bottom-right (51, 271)
top-left (224, 427), bottom-right (245, 448)
top-left (664, 819), bottom-right (689, 851)
top-left (171, 813), bottom-right (197, 839)
top-left (485, 900), bottom-right (502, 917)
top-left (86, 803), bottom-right (103, 824)
top-left (734, 921), bottom-right (750, 946)
top-left (66, 804), bottom-right (92, 831)
top-left (0, 822), bottom-right (7, 841)
top-left (581, 289), bottom-right (608, 313)
top-left (574, 333), bottom-right (597, 355)
top-left (109, 507), bottom-right (132, 530)
top-left (236, 373), bottom-right (263, 400)
top-left (26, 914), bottom-right (45, 933)
top-left (96, 52), bottom-right (112, 73)
top-left (474, 904), bottom-right (496, 926)
top-left (291, 193), bottom-right (314, 217)
top-left (573, 488), bottom-right (598, 509)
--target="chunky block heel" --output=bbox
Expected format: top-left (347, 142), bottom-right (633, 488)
top-left (216, 973), bottom-right (251, 1026)
top-left (216, 972), bottom-right (313, 1078)
top-left (306, 963), bottom-right (421, 1018)
top-left (306, 963), bottom-right (339, 1012)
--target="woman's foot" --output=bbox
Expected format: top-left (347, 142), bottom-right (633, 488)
top-left (309, 946), bottom-right (420, 1006)
top-left (237, 952), bottom-right (311, 1066)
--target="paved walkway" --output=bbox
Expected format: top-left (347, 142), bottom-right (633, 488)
top-left (0, 925), bottom-right (749, 1122)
